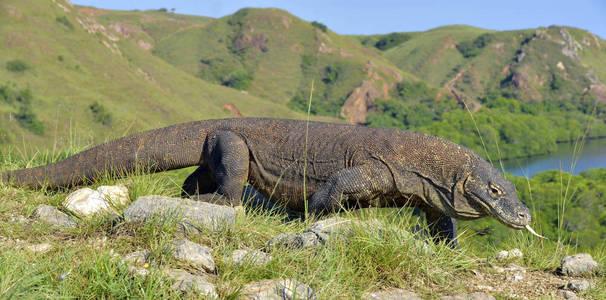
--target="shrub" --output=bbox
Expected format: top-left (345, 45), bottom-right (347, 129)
top-left (90, 102), bottom-right (113, 126)
top-left (222, 69), bottom-right (253, 90)
top-left (16, 106), bottom-right (45, 135)
top-left (6, 59), bottom-right (29, 72)
top-left (456, 33), bottom-right (494, 58)
top-left (311, 21), bottom-right (327, 33)
top-left (322, 65), bottom-right (342, 84)
top-left (374, 33), bottom-right (412, 51)
top-left (56, 16), bottom-right (73, 30)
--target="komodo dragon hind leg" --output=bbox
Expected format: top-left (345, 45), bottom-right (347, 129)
top-left (181, 165), bottom-right (217, 197)
top-left (185, 131), bottom-right (249, 206)
top-left (425, 210), bottom-right (458, 248)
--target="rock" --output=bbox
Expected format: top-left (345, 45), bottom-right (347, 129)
top-left (266, 232), bottom-right (321, 250)
top-left (124, 195), bottom-right (235, 233)
top-left (560, 253), bottom-right (600, 276)
top-left (33, 205), bottom-right (77, 228)
top-left (128, 265), bottom-right (150, 276)
top-left (475, 285), bottom-right (494, 292)
top-left (495, 249), bottom-right (523, 262)
top-left (96, 184), bottom-right (129, 206)
top-left (241, 278), bottom-right (316, 300)
top-left (26, 243), bottom-right (52, 253)
top-left (64, 185), bottom-right (128, 217)
top-left (363, 288), bottom-right (422, 299)
top-left (557, 289), bottom-right (578, 300)
top-left (122, 250), bottom-right (150, 265)
top-left (566, 279), bottom-right (592, 292)
top-left (229, 249), bottom-right (272, 266)
top-left (267, 217), bottom-right (384, 250)
top-left (440, 292), bottom-right (495, 300)
top-left (172, 239), bottom-right (215, 273)
top-left (164, 268), bottom-right (217, 297)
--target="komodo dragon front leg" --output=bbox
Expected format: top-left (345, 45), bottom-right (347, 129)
top-left (183, 131), bottom-right (249, 206)
top-left (307, 161), bottom-right (396, 214)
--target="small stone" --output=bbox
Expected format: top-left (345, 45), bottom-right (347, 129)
top-left (363, 288), bottom-right (422, 299)
top-left (566, 279), bottom-right (592, 292)
top-left (557, 289), bottom-right (578, 300)
top-left (33, 205), bottom-right (77, 228)
top-left (128, 265), bottom-right (150, 276)
top-left (172, 239), bottom-right (215, 273)
top-left (496, 249), bottom-right (523, 261)
top-left (164, 269), bottom-right (217, 297)
top-left (440, 292), bottom-right (496, 300)
top-left (560, 253), bottom-right (600, 276)
top-left (230, 249), bottom-right (272, 266)
top-left (124, 195), bottom-right (235, 233)
top-left (96, 184), bottom-right (129, 207)
top-left (122, 250), bottom-right (150, 265)
top-left (476, 285), bottom-right (494, 292)
top-left (241, 278), bottom-right (316, 300)
top-left (507, 273), bottom-right (524, 281)
top-left (64, 188), bottom-right (110, 216)
top-left (26, 243), bottom-right (52, 253)
top-left (266, 232), bottom-right (321, 250)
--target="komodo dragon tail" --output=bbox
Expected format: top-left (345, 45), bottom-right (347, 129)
top-left (0, 121), bottom-right (208, 189)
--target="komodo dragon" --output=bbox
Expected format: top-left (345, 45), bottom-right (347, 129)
top-left (0, 118), bottom-right (541, 245)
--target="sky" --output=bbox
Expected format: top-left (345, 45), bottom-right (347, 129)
top-left (71, 0), bottom-right (606, 39)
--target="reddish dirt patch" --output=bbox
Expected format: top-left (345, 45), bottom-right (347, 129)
top-left (222, 103), bottom-right (243, 118)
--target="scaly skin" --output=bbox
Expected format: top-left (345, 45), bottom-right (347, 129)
top-left (0, 118), bottom-right (531, 245)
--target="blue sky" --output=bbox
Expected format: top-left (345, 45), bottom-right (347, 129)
top-left (71, 0), bottom-right (606, 38)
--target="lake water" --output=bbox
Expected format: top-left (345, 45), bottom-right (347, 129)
top-left (502, 138), bottom-right (606, 177)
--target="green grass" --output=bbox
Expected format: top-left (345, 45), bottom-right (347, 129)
top-left (1, 140), bottom-right (605, 299)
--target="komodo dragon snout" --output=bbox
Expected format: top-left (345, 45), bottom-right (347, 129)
top-left (462, 160), bottom-right (531, 230)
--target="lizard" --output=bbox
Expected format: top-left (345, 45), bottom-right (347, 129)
top-left (0, 118), bottom-right (539, 245)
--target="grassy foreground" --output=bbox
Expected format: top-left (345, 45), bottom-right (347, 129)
top-left (0, 148), bottom-right (604, 299)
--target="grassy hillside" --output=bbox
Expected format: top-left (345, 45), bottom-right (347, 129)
top-left (134, 7), bottom-right (421, 121)
top-left (0, 0), bottom-right (309, 151)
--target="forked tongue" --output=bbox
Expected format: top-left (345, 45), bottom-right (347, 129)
top-left (525, 225), bottom-right (547, 239)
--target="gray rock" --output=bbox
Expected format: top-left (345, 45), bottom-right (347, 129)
top-left (266, 232), bottom-right (321, 250)
top-left (128, 265), bottom-right (150, 276)
top-left (440, 292), bottom-right (495, 300)
top-left (122, 250), bottom-right (150, 265)
top-left (124, 195), bottom-right (235, 233)
top-left (560, 253), bottom-right (600, 276)
top-left (363, 288), bottom-right (422, 300)
top-left (495, 249), bottom-right (523, 262)
top-left (33, 205), bottom-right (77, 228)
top-left (164, 268), bottom-right (217, 297)
top-left (230, 249), bottom-right (272, 266)
top-left (267, 217), bottom-right (385, 250)
top-left (557, 289), bottom-right (578, 300)
top-left (566, 279), bottom-right (592, 292)
top-left (241, 278), bottom-right (316, 300)
top-left (26, 243), bottom-right (53, 253)
top-left (172, 239), bottom-right (215, 273)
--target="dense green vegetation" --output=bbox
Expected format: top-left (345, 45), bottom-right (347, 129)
top-left (374, 32), bottom-right (413, 51)
top-left (463, 168), bottom-right (606, 250)
top-left (456, 33), bottom-right (494, 58)
top-left (5, 59), bottom-right (29, 73)
top-left (89, 102), bottom-right (113, 126)
top-left (0, 82), bottom-right (45, 135)
top-left (367, 89), bottom-right (606, 160)
top-left (311, 21), bottom-right (328, 33)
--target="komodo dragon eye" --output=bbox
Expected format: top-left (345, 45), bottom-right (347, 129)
top-left (488, 183), bottom-right (503, 197)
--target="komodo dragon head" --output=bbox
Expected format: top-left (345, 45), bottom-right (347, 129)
top-left (460, 160), bottom-right (530, 228)
top-left (453, 158), bottom-right (544, 238)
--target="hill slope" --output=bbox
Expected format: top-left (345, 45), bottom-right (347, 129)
top-left (0, 0), bottom-right (306, 149)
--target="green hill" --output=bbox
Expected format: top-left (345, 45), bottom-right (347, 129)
top-left (0, 0), bottom-right (308, 150)
top-left (2, 0), bottom-right (606, 161)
